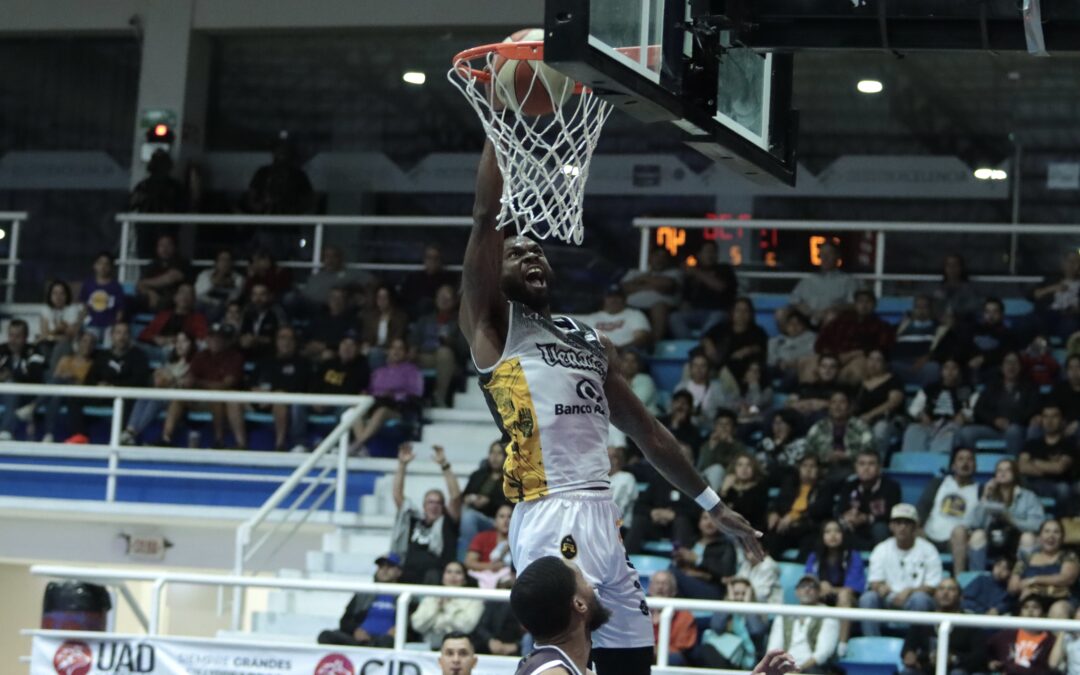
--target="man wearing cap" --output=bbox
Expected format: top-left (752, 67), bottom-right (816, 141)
top-left (766, 575), bottom-right (839, 674)
top-left (318, 552), bottom-right (403, 647)
top-left (858, 503), bottom-right (943, 637)
top-left (580, 285), bottom-right (651, 351)
top-left (162, 322), bottom-right (247, 448)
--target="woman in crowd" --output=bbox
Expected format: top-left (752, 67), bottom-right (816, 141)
top-left (702, 297), bottom-right (768, 380)
top-left (410, 560), bottom-right (484, 649)
top-left (121, 331), bottom-right (197, 445)
top-left (1009, 518), bottom-right (1080, 619)
top-left (729, 360), bottom-right (773, 431)
top-left (621, 350), bottom-right (659, 415)
top-left (804, 520), bottom-right (865, 654)
top-left (931, 253), bottom-right (982, 322)
top-left (767, 310), bottom-right (816, 386)
top-left (671, 510), bottom-right (737, 600)
top-left (40, 331), bottom-right (98, 442)
top-left (765, 455), bottom-right (832, 559)
top-left (720, 452), bottom-right (769, 533)
top-left (463, 504), bottom-right (513, 589)
top-left (956, 458), bottom-right (1045, 572)
top-left (754, 410), bottom-right (806, 487)
top-left (360, 285), bottom-right (408, 369)
top-left (853, 348), bottom-right (905, 457)
top-left (350, 337), bottom-right (423, 454)
top-left (39, 280), bottom-right (81, 365)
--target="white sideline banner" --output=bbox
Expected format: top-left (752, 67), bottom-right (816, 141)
top-left (32, 632), bottom-right (516, 675)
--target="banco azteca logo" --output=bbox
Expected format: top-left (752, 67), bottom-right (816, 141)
top-left (315, 653), bottom-right (356, 675)
top-left (53, 641), bottom-right (92, 675)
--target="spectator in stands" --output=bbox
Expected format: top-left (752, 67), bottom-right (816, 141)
top-left (915, 447), bottom-right (980, 558)
top-left (583, 285), bottom-right (651, 351)
top-left (701, 297), bottom-right (768, 380)
top-left (302, 245), bottom-right (375, 311)
top-left (892, 294), bottom-right (941, 386)
top-left (669, 240), bottom-right (737, 339)
top-left (120, 331), bottom-right (196, 445)
top-left (676, 354), bottom-right (738, 429)
top-left (966, 297), bottom-right (1019, 380)
top-left (40, 331), bottom-right (97, 442)
top-left (899, 578), bottom-right (984, 675)
top-left (1050, 606), bottom-right (1080, 675)
top-left (1009, 518), bottom-right (1079, 619)
top-left (858, 503), bottom-right (942, 636)
top-left (162, 323), bottom-right (245, 448)
top-left (620, 350), bottom-right (658, 414)
top-left (785, 354), bottom-right (844, 425)
top-left (317, 552), bottom-right (402, 647)
top-left (957, 458), bottom-right (1044, 572)
top-left (608, 445), bottom-right (638, 530)
top-left (648, 570), bottom-right (699, 666)
top-left (400, 245), bottom-right (459, 319)
top-left (805, 520), bottom-right (865, 655)
top-left (987, 596), bottom-right (1056, 675)
top-left (439, 633), bottom-right (478, 675)
top-left (807, 291), bottom-right (894, 385)
top-left (672, 510), bottom-right (736, 600)
top-left (806, 391), bottom-right (875, 484)
top-left (136, 233), bottom-right (192, 311)
top-left (622, 247), bottom-right (683, 341)
top-left (294, 332), bottom-right (370, 449)
top-left (239, 281), bottom-right (289, 361)
top-left (464, 504), bottom-right (513, 589)
top-left (956, 351), bottom-right (1038, 455)
top-left (777, 241), bottom-right (859, 328)
top-left (659, 390), bottom-right (705, 452)
top-left (766, 454), bottom-right (833, 559)
top-left (391, 443), bottom-right (462, 585)
top-left (251, 326), bottom-right (310, 451)
top-left (854, 348), bottom-right (905, 456)
top-left (410, 560), bottom-right (483, 649)
top-left (1050, 355), bottom-right (1080, 439)
top-left (410, 284), bottom-right (468, 408)
top-left (735, 546), bottom-right (783, 605)
top-left (766, 575), bottom-right (839, 674)
top-left (221, 300), bottom-right (243, 335)
top-left (39, 281), bottom-right (80, 365)
top-left (962, 555), bottom-right (1013, 615)
top-left (243, 248), bottom-right (293, 301)
top-left (194, 249), bottom-right (244, 321)
top-left (1019, 403), bottom-right (1076, 509)
top-left (755, 410), bottom-right (807, 486)
top-left (626, 444), bottom-right (699, 554)
top-left (901, 358), bottom-right (972, 453)
top-left (1032, 251), bottom-right (1080, 341)
top-left (78, 252), bottom-right (126, 342)
top-left (242, 139), bottom-right (315, 215)
top-left (767, 311), bottom-right (816, 386)
top-left (1021, 335), bottom-right (1060, 387)
top-left (361, 285), bottom-right (409, 369)
top-left (721, 452), bottom-right (769, 533)
top-left (697, 409), bottom-right (749, 489)
top-left (698, 577), bottom-right (768, 669)
top-left (930, 253), bottom-right (982, 323)
top-left (836, 450), bottom-right (901, 549)
top-left (129, 149), bottom-right (186, 213)
top-left (350, 337), bottom-right (423, 454)
top-left (471, 574), bottom-right (523, 656)
top-left (303, 287), bottom-right (358, 362)
top-left (459, 440), bottom-right (509, 559)
top-left (730, 361), bottom-right (773, 429)
top-left (137, 282), bottom-right (208, 352)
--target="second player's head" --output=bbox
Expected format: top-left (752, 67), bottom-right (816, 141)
top-left (510, 556), bottom-right (611, 642)
top-left (502, 234), bottom-right (553, 312)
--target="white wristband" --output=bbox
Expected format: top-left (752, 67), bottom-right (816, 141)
top-left (695, 487), bottom-right (721, 511)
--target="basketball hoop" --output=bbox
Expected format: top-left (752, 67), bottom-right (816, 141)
top-left (448, 39), bottom-right (612, 245)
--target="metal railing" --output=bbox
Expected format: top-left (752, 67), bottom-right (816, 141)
top-left (30, 563), bottom-right (1080, 675)
top-left (0, 211), bottom-right (25, 304)
top-left (632, 217), bottom-right (1080, 297)
top-left (114, 213), bottom-right (474, 283)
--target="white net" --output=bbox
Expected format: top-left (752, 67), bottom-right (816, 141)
top-left (448, 45), bottom-right (612, 245)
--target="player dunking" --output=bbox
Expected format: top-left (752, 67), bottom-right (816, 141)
top-left (459, 140), bottom-right (765, 675)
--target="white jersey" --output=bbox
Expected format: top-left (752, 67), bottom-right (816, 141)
top-left (476, 301), bottom-right (612, 503)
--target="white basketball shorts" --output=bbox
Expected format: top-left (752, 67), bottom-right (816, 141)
top-left (508, 487), bottom-right (654, 649)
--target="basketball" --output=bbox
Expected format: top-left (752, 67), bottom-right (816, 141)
top-left (491, 28), bottom-right (574, 116)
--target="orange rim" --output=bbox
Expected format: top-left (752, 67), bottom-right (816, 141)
top-left (451, 41), bottom-right (587, 94)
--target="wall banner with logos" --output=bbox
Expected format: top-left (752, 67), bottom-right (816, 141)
top-left (32, 632), bottom-right (515, 675)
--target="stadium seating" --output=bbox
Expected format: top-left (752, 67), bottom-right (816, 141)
top-left (838, 637), bottom-right (905, 675)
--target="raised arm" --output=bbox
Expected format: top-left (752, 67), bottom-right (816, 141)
top-left (392, 443), bottom-right (415, 511)
top-left (459, 140), bottom-right (509, 368)
top-left (601, 334), bottom-right (764, 562)
top-left (433, 445), bottom-right (462, 522)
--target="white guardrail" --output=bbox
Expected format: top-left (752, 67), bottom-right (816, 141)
top-left (30, 564), bottom-right (1080, 675)
top-left (0, 211), bottom-right (25, 304)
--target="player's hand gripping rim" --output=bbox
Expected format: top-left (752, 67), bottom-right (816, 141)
top-left (708, 501), bottom-right (766, 565)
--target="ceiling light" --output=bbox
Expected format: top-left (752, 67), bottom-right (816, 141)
top-left (856, 79), bottom-right (883, 94)
top-left (973, 168), bottom-right (994, 180)
top-left (991, 169), bottom-right (1008, 180)
top-left (402, 71), bottom-right (426, 85)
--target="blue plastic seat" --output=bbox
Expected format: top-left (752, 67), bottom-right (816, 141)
top-left (642, 540), bottom-right (674, 555)
top-left (838, 637), bottom-right (904, 675)
top-left (629, 554), bottom-right (671, 580)
top-left (653, 340), bottom-right (699, 359)
top-left (889, 452), bottom-right (948, 474)
top-left (778, 562), bottom-right (805, 605)
top-left (955, 571), bottom-right (985, 589)
top-left (1003, 298), bottom-right (1033, 317)
top-left (975, 439), bottom-right (1007, 451)
top-left (976, 453), bottom-right (1009, 473)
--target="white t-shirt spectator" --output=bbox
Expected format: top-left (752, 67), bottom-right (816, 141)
top-left (867, 537), bottom-right (943, 593)
top-left (41, 304), bottom-right (82, 336)
top-left (621, 268), bottom-right (683, 309)
top-left (584, 308), bottom-right (650, 348)
top-left (922, 476), bottom-right (980, 543)
top-left (767, 614), bottom-right (839, 668)
top-left (790, 271), bottom-right (860, 315)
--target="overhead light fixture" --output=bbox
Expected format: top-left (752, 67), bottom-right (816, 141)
top-left (856, 79), bottom-right (883, 94)
top-left (974, 167), bottom-right (1008, 181)
top-left (402, 71), bottom-right (426, 85)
